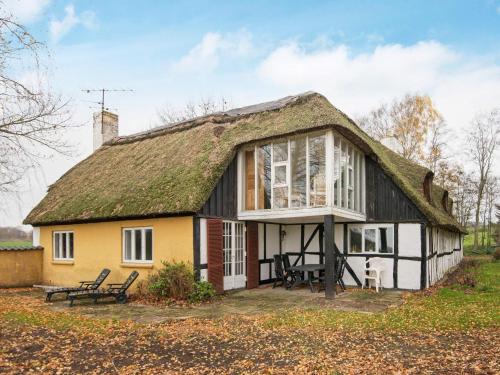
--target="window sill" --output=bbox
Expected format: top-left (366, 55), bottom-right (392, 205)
top-left (120, 263), bottom-right (154, 269)
top-left (51, 260), bottom-right (74, 265)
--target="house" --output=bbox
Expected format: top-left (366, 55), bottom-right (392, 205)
top-left (24, 92), bottom-right (464, 296)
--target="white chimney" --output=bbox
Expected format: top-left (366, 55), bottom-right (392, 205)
top-left (93, 110), bottom-right (118, 151)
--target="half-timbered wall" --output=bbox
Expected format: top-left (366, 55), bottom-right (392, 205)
top-left (427, 227), bottom-right (462, 287)
top-left (365, 157), bottom-right (425, 222)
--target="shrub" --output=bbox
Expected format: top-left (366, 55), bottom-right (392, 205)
top-left (148, 260), bottom-right (195, 300)
top-left (493, 248), bottom-right (500, 262)
top-left (145, 260), bottom-right (216, 303)
top-left (189, 281), bottom-right (216, 303)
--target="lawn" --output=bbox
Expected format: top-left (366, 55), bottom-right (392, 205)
top-left (0, 257), bottom-right (498, 374)
top-left (0, 240), bottom-right (32, 248)
top-left (463, 227), bottom-right (497, 255)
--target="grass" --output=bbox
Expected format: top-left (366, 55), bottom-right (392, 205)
top-left (463, 227), bottom-right (497, 255)
top-left (0, 240), bottom-right (33, 248)
top-left (265, 256), bottom-right (500, 332)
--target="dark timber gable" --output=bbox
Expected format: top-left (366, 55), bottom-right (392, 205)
top-left (365, 156), bottom-right (426, 222)
top-left (199, 157), bottom-right (238, 219)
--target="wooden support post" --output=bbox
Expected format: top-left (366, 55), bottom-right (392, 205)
top-left (324, 215), bottom-right (336, 299)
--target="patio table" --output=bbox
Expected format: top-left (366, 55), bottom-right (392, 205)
top-left (289, 264), bottom-right (325, 292)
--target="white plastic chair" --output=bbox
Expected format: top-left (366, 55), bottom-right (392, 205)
top-left (362, 257), bottom-right (384, 292)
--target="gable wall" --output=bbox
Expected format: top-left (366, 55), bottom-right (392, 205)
top-left (199, 157), bottom-right (238, 219)
top-left (365, 156), bottom-right (426, 222)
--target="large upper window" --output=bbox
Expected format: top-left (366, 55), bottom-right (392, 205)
top-left (243, 131), bottom-right (364, 213)
top-left (349, 225), bottom-right (394, 254)
top-left (123, 227), bottom-right (153, 263)
top-left (53, 231), bottom-right (74, 260)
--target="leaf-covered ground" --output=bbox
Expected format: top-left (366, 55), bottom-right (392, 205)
top-left (0, 258), bottom-right (499, 374)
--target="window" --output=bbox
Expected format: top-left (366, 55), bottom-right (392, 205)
top-left (243, 131), bottom-right (364, 213)
top-left (123, 227), bottom-right (153, 263)
top-left (290, 137), bottom-right (307, 207)
top-left (349, 225), bottom-right (394, 254)
top-left (309, 135), bottom-right (326, 206)
top-left (349, 227), bottom-right (362, 253)
top-left (53, 231), bottom-right (74, 260)
top-left (272, 142), bottom-right (288, 208)
top-left (257, 145), bottom-right (271, 209)
top-left (245, 150), bottom-right (255, 210)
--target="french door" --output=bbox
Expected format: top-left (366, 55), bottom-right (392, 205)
top-left (223, 221), bottom-right (246, 290)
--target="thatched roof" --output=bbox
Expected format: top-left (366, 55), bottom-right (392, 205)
top-left (24, 92), bottom-right (464, 232)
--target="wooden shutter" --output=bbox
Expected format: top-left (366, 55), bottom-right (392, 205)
top-left (207, 218), bottom-right (224, 294)
top-left (246, 221), bottom-right (259, 289)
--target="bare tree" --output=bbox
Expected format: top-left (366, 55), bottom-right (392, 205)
top-left (357, 94), bottom-right (446, 165)
top-left (157, 96), bottom-right (231, 126)
top-left (466, 109), bottom-right (500, 251)
top-left (483, 176), bottom-right (498, 248)
top-left (0, 8), bottom-right (72, 194)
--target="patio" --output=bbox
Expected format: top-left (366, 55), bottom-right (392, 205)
top-left (17, 285), bottom-right (405, 324)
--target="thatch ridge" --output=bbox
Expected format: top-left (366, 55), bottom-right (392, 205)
top-left (25, 92), bottom-right (463, 232)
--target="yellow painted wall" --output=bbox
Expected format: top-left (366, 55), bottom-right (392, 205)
top-left (0, 249), bottom-right (43, 287)
top-left (38, 216), bottom-right (193, 289)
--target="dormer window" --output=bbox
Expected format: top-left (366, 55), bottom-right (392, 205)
top-left (442, 191), bottom-right (449, 212)
top-left (423, 172), bottom-right (434, 203)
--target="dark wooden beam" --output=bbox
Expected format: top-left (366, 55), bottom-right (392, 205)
top-left (393, 223), bottom-right (399, 289)
top-left (420, 223), bottom-right (427, 290)
top-left (324, 215), bottom-right (336, 299)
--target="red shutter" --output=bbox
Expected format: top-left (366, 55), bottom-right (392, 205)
top-left (246, 222), bottom-right (259, 289)
top-left (207, 218), bottom-right (224, 294)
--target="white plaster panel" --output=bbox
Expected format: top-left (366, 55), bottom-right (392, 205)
top-left (335, 224), bottom-right (344, 251)
top-left (303, 225), bottom-right (320, 252)
top-left (199, 219), bottom-right (207, 264)
top-left (260, 263), bottom-right (270, 281)
top-left (266, 224), bottom-right (280, 258)
top-left (398, 224), bottom-right (421, 257)
top-left (342, 257), bottom-right (365, 286)
top-left (398, 259), bottom-right (421, 290)
top-left (282, 225), bottom-right (301, 253)
top-left (258, 223), bottom-right (265, 259)
top-left (304, 253), bottom-right (320, 264)
top-left (32, 227), bottom-right (40, 246)
top-left (200, 269), bottom-right (208, 282)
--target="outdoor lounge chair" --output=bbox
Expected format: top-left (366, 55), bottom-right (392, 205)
top-left (273, 254), bottom-right (288, 288)
top-left (318, 256), bottom-right (347, 292)
top-left (282, 253), bottom-right (301, 285)
top-left (45, 268), bottom-right (111, 302)
top-left (67, 271), bottom-right (139, 306)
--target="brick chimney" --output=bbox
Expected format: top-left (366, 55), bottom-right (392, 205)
top-left (93, 110), bottom-right (118, 151)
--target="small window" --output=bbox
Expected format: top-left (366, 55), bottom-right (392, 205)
top-left (349, 227), bottom-right (362, 253)
top-left (53, 231), bottom-right (74, 260)
top-left (123, 227), bottom-right (153, 263)
top-left (349, 225), bottom-right (394, 254)
top-left (364, 229), bottom-right (376, 252)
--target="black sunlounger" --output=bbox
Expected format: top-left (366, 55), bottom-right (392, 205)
top-left (45, 268), bottom-right (111, 302)
top-left (68, 271), bottom-right (139, 306)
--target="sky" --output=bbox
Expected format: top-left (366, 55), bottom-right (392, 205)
top-left (2, 0), bottom-right (500, 227)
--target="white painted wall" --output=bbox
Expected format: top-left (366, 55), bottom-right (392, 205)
top-left (398, 259), bottom-right (421, 289)
top-left (199, 218), bottom-right (208, 282)
top-left (399, 224), bottom-right (421, 257)
top-left (32, 227), bottom-right (40, 246)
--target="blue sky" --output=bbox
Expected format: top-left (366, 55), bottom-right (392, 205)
top-left (2, 0), bottom-right (500, 226)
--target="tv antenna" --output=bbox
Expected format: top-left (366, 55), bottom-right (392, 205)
top-left (81, 88), bottom-right (134, 112)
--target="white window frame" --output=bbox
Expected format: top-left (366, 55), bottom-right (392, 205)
top-left (348, 224), bottom-right (394, 254)
top-left (241, 130), bottom-right (366, 215)
top-left (53, 231), bottom-right (74, 260)
top-left (122, 227), bottom-right (154, 264)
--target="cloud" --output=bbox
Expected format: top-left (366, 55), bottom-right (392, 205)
top-left (2, 0), bottom-right (51, 23)
top-left (173, 29), bottom-right (252, 72)
top-left (257, 40), bottom-right (500, 135)
top-left (49, 5), bottom-right (96, 43)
